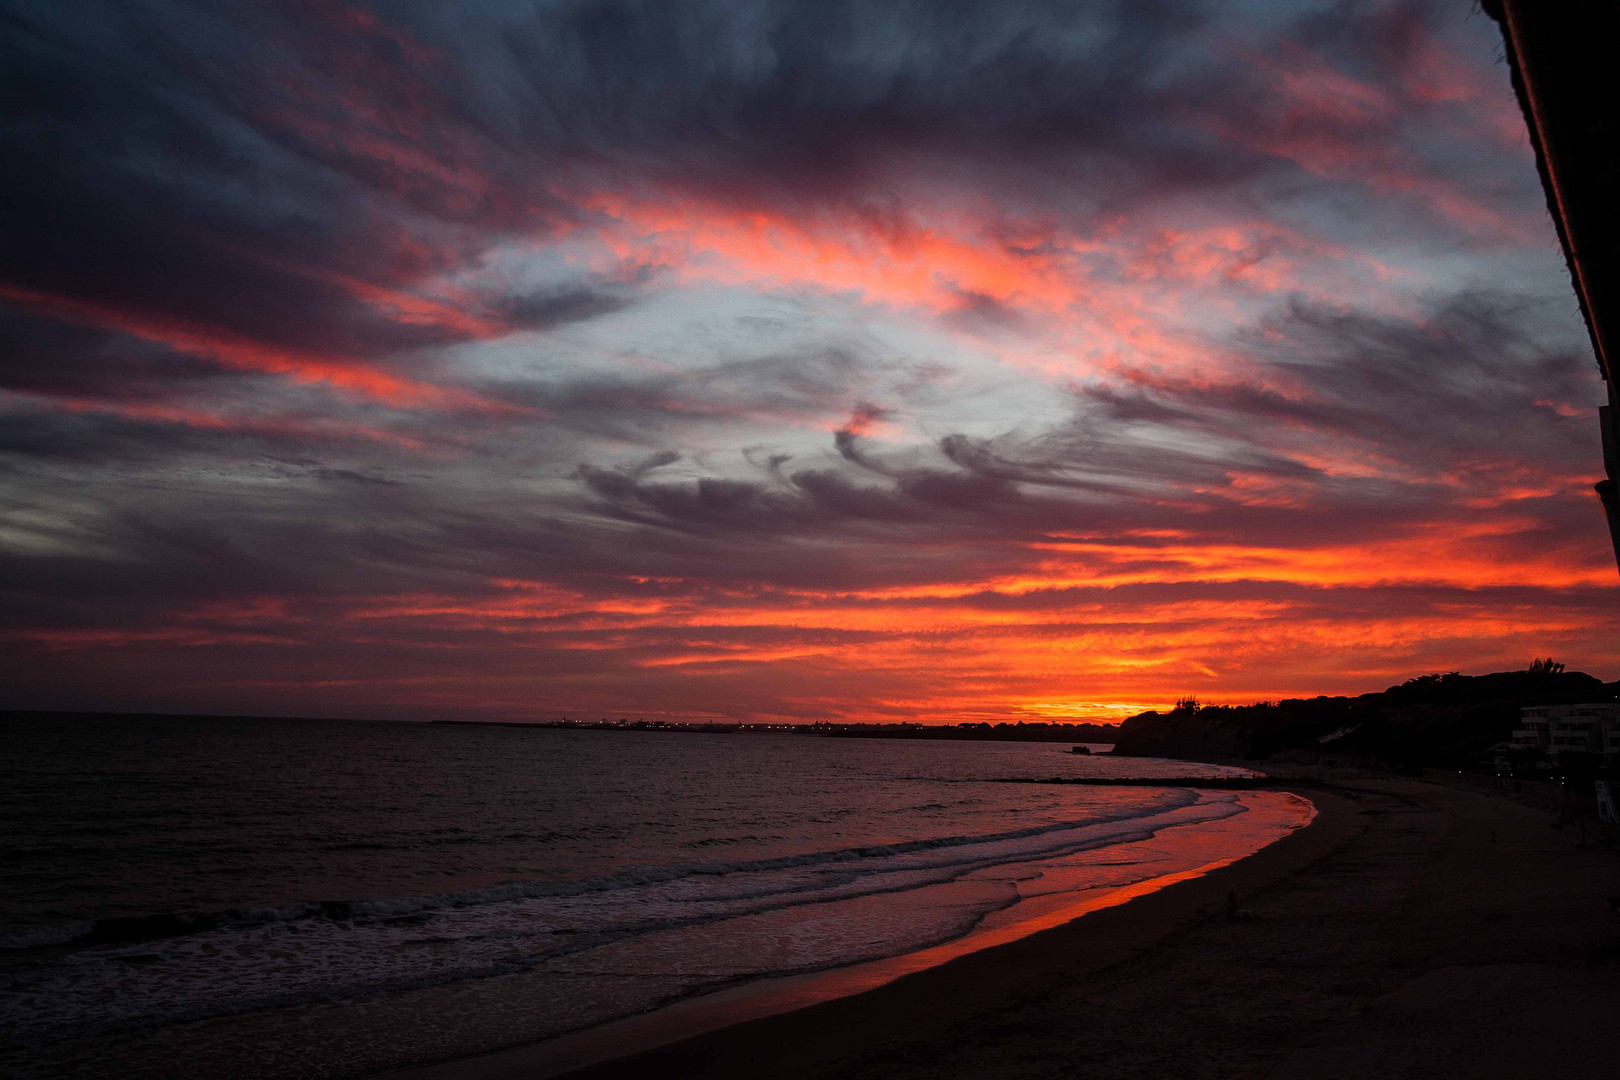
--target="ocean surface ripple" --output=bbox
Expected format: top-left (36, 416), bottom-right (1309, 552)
top-left (0, 717), bottom-right (1305, 1066)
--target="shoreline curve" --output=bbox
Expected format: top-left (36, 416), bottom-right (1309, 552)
top-left (374, 786), bottom-right (1358, 1080)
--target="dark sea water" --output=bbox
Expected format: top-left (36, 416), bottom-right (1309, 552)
top-left (0, 716), bottom-right (1309, 1078)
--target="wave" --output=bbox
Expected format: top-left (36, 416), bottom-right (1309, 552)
top-left (0, 788), bottom-right (1210, 953)
top-left (1, 790), bottom-right (1311, 1061)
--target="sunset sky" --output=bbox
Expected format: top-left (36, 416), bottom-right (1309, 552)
top-left (3, 0), bottom-right (1616, 723)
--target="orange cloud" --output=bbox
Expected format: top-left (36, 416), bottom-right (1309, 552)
top-left (0, 391), bottom-right (430, 451)
top-left (0, 283), bottom-right (505, 412)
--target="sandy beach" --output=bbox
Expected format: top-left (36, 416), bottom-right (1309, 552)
top-left (399, 778), bottom-right (1620, 1080)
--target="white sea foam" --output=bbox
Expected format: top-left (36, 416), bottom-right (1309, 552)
top-left (1, 721), bottom-right (1306, 1072)
top-left (0, 788), bottom-right (1307, 1049)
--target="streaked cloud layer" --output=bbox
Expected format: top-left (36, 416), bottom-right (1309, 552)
top-left (3, 0), bottom-right (1615, 722)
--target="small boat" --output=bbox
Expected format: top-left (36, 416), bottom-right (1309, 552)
top-left (1069, 745), bottom-right (1092, 755)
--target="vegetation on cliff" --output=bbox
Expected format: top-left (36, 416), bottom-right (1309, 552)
top-left (1111, 664), bottom-right (1619, 767)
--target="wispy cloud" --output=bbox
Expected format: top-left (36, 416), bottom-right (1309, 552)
top-left (1, 0), bottom-right (1612, 721)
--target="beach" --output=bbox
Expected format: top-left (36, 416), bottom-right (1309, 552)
top-left (0, 724), bottom-right (1307, 1080)
top-left (400, 778), bottom-right (1620, 1080)
top-left (11, 766), bottom-right (1618, 1079)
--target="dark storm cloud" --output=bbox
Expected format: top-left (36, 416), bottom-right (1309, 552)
top-left (559, 285), bottom-right (1602, 557)
top-left (498, 287), bottom-right (635, 332)
top-left (572, 429), bottom-right (1165, 540)
top-left (1252, 292), bottom-right (1596, 459)
top-left (475, 0), bottom-right (1214, 191)
top-left (0, 309), bottom-right (232, 401)
top-left (0, 1), bottom-right (618, 409)
top-left (397, 0), bottom-right (1520, 236)
top-left (0, 0), bottom-right (1516, 414)
top-left (0, 410), bottom-right (240, 462)
top-left (1074, 290), bottom-right (1597, 478)
top-left (488, 347), bottom-right (886, 442)
top-left (1, 6), bottom-right (430, 352)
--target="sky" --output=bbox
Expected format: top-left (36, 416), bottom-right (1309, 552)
top-left (2, 0), bottom-right (1616, 724)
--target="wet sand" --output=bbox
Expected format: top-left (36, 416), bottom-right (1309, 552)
top-left (409, 779), bottom-right (1619, 1080)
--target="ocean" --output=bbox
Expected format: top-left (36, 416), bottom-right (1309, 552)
top-left (0, 715), bottom-right (1311, 1078)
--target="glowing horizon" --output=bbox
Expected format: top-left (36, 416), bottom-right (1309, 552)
top-left (2, 0), bottom-right (1616, 724)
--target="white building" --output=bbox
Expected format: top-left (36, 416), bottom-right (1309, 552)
top-left (1514, 703), bottom-right (1620, 763)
